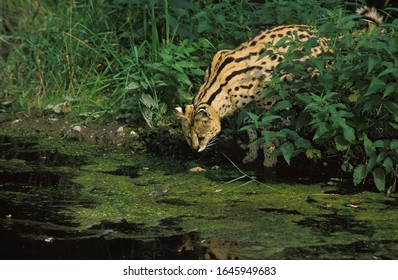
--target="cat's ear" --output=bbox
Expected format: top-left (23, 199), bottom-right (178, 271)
top-left (195, 108), bottom-right (210, 121)
top-left (175, 105), bottom-right (194, 120)
top-left (174, 107), bottom-right (184, 117)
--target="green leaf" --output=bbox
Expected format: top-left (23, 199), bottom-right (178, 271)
top-left (172, 63), bottom-right (184, 73)
top-left (305, 149), bottom-right (321, 159)
top-left (295, 112), bottom-right (312, 130)
top-left (141, 107), bottom-right (153, 128)
top-left (258, 49), bottom-right (275, 60)
top-left (176, 73), bottom-right (192, 86)
top-left (274, 36), bottom-right (291, 48)
top-left (365, 78), bottom-right (385, 96)
top-left (383, 83), bottom-right (397, 98)
top-left (279, 142), bottom-right (295, 165)
top-left (169, 0), bottom-right (197, 10)
top-left (126, 82), bottom-right (141, 90)
top-left (385, 103), bottom-right (398, 115)
top-left (363, 134), bottom-right (376, 157)
top-left (390, 122), bottom-right (398, 130)
top-left (378, 68), bottom-right (398, 78)
top-left (353, 164), bottom-right (367, 186)
top-left (271, 100), bottom-right (292, 112)
top-left (260, 115), bottom-right (282, 125)
top-left (344, 19), bottom-right (356, 29)
top-left (247, 111), bottom-right (260, 122)
top-left (335, 135), bottom-right (351, 151)
top-left (342, 160), bottom-right (354, 172)
top-left (140, 93), bottom-right (156, 109)
top-left (197, 21), bottom-right (210, 33)
top-left (372, 168), bottom-right (386, 192)
top-left (342, 124), bottom-right (355, 143)
top-left (178, 61), bottom-right (197, 68)
top-left (319, 73), bottom-right (334, 92)
top-left (279, 128), bottom-right (299, 139)
top-left (374, 139), bottom-right (389, 149)
top-left (367, 55), bottom-right (379, 74)
top-left (295, 138), bottom-right (312, 149)
top-left (313, 124), bottom-right (330, 140)
top-left (367, 156), bottom-right (377, 172)
top-left (376, 151), bottom-right (387, 164)
top-left (314, 58), bottom-right (325, 75)
top-left (190, 68), bottom-right (205, 76)
top-left (391, 139), bottom-right (398, 150)
top-left (383, 157), bottom-right (393, 171)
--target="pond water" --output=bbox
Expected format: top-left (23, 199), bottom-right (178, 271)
top-left (1, 134), bottom-right (398, 259)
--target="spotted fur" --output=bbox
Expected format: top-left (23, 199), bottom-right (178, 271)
top-left (176, 6), bottom-right (383, 166)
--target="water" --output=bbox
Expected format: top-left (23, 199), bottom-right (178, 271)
top-left (1, 134), bottom-right (398, 259)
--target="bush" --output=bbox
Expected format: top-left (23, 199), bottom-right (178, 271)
top-left (244, 8), bottom-right (398, 193)
top-left (2, 0), bottom-right (396, 192)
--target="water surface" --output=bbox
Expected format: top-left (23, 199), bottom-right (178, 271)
top-left (1, 134), bottom-right (397, 259)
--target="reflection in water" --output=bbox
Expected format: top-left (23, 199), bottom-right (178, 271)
top-left (0, 135), bottom-right (236, 260)
top-left (1, 134), bottom-right (398, 260)
top-left (179, 232), bottom-right (240, 260)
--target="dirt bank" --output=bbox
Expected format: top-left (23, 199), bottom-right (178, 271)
top-left (0, 112), bottom-right (140, 146)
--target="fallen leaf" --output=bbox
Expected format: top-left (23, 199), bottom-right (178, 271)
top-left (189, 166), bottom-right (206, 172)
top-left (349, 198), bottom-right (361, 205)
top-left (44, 237), bottom-right (54, 243)
top-left (346, 203), bottom-right (359, 208)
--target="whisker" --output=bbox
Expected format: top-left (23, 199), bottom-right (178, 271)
top-left (205, 137), bottom-right (218, 149)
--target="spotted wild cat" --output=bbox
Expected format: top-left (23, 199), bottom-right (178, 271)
top-left (175, 6), bottom-right (383, 167)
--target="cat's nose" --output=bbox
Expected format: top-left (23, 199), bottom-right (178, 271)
top-left (192, 147), bottom-right (200, 152)
top-left (197, 146), bottom-right (205, 152)
top-left (192, 145), bottom-right (205, 152)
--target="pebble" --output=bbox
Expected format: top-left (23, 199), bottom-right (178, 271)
top-left (72, 125), bottom-right (82, 132)
top-left (149, 188), bottom-right (168, 196)
top-left (130, 130), bottom-right (139, 139)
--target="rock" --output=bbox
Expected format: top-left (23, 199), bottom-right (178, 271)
top-left (72, 125), bottom-right (82, 132)
top-left (115, 126), bottom-right (125, 137)
top-left (130, 130), bottom-right (139, 139)
top-left (149, 188), bottom-right (168, 196)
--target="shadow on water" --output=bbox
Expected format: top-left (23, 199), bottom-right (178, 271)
top-left (0, 226), bottom-right (239, 260)
top-left (269, 240), bottom-right (398, 260)
top-left (297, 214), bottom-right (375, 236)
top-left (0, 135), bottom-right (86, 167)
top-left (1, 134), bottom-right (398, 260)
top-left (0, 135), bottom-right (239, 260)
top-left (104, 166), bottom-right (141, 179)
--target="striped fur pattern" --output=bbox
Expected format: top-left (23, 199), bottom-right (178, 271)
top-left (175, 6), bottom-right (383, 165)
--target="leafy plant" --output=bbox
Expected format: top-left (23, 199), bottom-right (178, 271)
top-left (244, 7), bottom-right (398, 192)
top-left (2, 0), bottom-right (396, 192)
top-left (139, 91), bottom-right (167, 128)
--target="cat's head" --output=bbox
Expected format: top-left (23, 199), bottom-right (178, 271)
top-left (175, 104), bottom-right (221, 152)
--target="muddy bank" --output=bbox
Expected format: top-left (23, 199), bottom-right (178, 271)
top-left (0, 112), bottom-right (259, 171)
top-left (0, 113), bottom-right (142, 146)
top-left (0, 112), bottom-right (342, 184)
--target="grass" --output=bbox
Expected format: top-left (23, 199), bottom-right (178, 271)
top-left (1, 0), bottom-right (345, 120)
top-left (2, 0), bottom-right (397, 192)
top-left (2, 0), bottom-right (134, 117)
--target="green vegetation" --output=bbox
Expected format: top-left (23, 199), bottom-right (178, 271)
top-left (2, 133), bottom-right (398, 259)
top-left (1, 0), bottom-right (397, 192)
top-left (244, 4), bottom-right (398, 193)
top-left (0, 0), bottom-right (344, 118)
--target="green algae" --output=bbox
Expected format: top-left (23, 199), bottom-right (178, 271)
top-left (1, 133), bottom-right (398, 259)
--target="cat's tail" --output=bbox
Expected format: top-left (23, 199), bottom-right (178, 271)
top-left (356, 6), bottom-right (384, 31)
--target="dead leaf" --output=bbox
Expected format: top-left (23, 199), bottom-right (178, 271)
top-left (189, 166), bottom-right (206, 172)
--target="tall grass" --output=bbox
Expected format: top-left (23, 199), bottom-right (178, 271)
top-left (4, 0), bottom-right (396, 191)
top-left (1, 0), bottom-right (359, 120)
